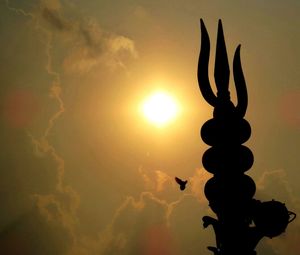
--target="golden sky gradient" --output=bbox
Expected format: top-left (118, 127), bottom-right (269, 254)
top-left (0, 0), bottom-right (299, 254)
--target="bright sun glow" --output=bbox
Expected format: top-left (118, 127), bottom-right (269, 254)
top-left (142, 91), bottom-right (179, 127)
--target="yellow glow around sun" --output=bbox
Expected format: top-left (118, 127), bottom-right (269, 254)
top-left (142, 91), bottom-right (179, 127)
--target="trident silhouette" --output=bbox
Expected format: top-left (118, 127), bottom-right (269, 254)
top-left (198, 19), bottom-right (296, 255)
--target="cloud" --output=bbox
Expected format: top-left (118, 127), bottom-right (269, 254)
top-left (3, 1), bottom-right (139, 254)
top-left (65, 167), bottom-right (207, 255)
top-left (94, 191), bottom-right (187, 254)
top-left (62, 20), bottom-right (138, 73)
top-left (9, 1), bottom-right (299, 255)
top-left (138, 167), bottom-right (174, 192)
top-left (156, 170), bottom-right (172, 192)
top-left (256, 169), bottom-right (300, 209)
top-left (63, 192), bottom-right (176, 254)
top-left (41, 0), bottom-right (62, 11)
top-left (42, 7), bottom-right (71, 31)
top-left (256, 169), bottom-right (300, 255)
top-left (5, 1), bottom-right (80, 253)
top-left (189, 168), bottom-right (212, 203)
top-left (37, 1), bottom-right (138, 74)
top-left (19, 164), bottom-right (208, 255)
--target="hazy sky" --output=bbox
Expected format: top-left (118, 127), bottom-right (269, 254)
top-left (0, 0), bottom-right (299, 254)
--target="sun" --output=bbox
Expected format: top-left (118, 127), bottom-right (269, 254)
top-left (141, 91), bottom-right (180, 127)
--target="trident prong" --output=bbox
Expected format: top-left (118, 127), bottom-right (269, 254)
top-left (198, 19), bottom-right (248, 117)
top-left (198, 19), bottom-right (218, 107)
top-left (233, 45), bottom-right (248, 117)
top-left (214, 19), bottom-right (230, 101)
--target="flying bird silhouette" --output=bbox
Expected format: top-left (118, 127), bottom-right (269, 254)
top-left (175, 177), bottom-right (188, 190)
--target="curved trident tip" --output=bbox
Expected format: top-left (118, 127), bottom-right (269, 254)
top-left (233, 45), bottom-right (248, 117)
top-left (198, 19), bottom-right (217, 107)
top-left (198, 19), bottom-right (248, 117)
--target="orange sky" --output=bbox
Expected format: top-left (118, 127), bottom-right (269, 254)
top-left (0, 0), bottom-right (299, 254)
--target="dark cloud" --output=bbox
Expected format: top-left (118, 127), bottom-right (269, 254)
top-left (79, 26), bottom-right (100, 49)
top-left (42, 7), bottom-right (71, 31)
top-left (39, 2), bottom-right (137, 74)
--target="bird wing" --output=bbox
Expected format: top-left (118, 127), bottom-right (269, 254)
top-left (175, 177), bottom-right (183, 185)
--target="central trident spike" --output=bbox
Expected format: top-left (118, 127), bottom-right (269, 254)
top-left (198, 19), bottom-right (248, 118)
top-left (214, 20), bottom-right (230, 100)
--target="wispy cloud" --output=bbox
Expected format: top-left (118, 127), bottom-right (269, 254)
top-left (6, 0), bottom-right (79, 252)
top-left (36, 1), bottom-right (138, 74)
top-left (256, 169), bottom-right (300, 255)
top-left (4, 1), bottom-right (137, 254)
